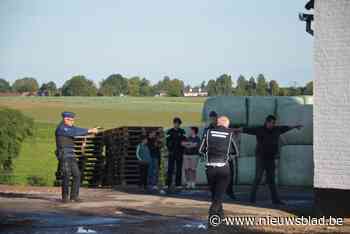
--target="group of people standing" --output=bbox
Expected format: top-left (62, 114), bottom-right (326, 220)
top-left (55, 110), bottom-right (302, 227)
top-left (136, 117), bottom-right (202, 192)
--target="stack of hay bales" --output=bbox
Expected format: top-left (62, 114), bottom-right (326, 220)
top-left (202, 96), bottom-right (248, 126)
top-left (199, 96), bottom-right (314, 187)
top-left (277, 96), bottom-right (314, 187)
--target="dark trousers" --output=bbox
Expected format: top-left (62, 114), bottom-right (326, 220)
top-left (250, 156), bottom-right (279, 202)
top-left (226, 159), bottom-right (235, 195)
top-left (61, 157), bottom-right (81, 200)
top-left (139, 161), bottom-right (149, 188)
top-left (166, 153), bottom-right (183, 187)
top-left (206, 164), bottom-right (230, 217)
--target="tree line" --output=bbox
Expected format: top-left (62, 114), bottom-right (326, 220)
top-left (0, 74), bottom-right (313, 97)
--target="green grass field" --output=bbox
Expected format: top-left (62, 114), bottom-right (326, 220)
top-left (0, 96), bottom-right (206, 185)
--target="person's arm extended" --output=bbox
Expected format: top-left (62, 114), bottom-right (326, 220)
top-left (71, 126), bottom-right (98, 136)
top-left (241, 126), bottom-right (259, 135)
top-left (278, 125), bottom-right (303, 134)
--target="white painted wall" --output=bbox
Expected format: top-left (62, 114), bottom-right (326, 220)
top-left (314, 0), bottom-right (350, 189)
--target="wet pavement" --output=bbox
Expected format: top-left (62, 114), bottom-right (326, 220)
top-left (0, 185), bottom-right (349, 234)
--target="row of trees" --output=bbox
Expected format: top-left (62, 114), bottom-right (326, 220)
top-left (207, 74), bottom-right (313, 96)
top-left (0, 74), bottom-right (313, 97)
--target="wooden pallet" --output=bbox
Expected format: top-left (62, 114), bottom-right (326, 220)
top-left (103, 126), bottom-right (163, 186)
top-left (55, 133), bottom-right (105, 187)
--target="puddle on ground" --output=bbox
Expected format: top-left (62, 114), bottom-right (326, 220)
top-left (182, 220), bottom-right (207, 230)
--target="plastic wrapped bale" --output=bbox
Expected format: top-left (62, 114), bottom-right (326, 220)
top-left (276, 96), bottom-right (304, 113)
top-left (237, 157), bottom-right (256, 184)
top-left (237, 157), bottom-right (280, 185)
top-left (202, 96), bottom-right (247, 126)
top-left (196, 159), bottom-right (208, 184)
top-left (279, 145), bottom-right (313, 187)
top-left (303, 95), bottom-right (314, 105)
top-left (279, 105), bottom-right (313, 145)
top-left (247, 96), bottom-right (277, 126)
top-left (239, 133), bottom-right (256, 157)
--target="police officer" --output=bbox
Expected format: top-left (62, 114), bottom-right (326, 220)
top-left (199, 116), bottom-right (239, 223)
top-left (55, 112), bottom-right (98, 203)
top-left (203, 111), bottom-right (236, 200)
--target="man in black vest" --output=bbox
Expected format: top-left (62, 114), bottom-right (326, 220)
top-left (203, 111), bottom-right (236, 200)
top-left (199, 116), bottom-right (239, 223)
top-left (55, 112), bottom-right (98, 203)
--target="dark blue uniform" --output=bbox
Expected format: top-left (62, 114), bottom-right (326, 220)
top-left (55, 121), bottom-right (89, 202)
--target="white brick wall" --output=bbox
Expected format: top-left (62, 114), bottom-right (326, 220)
top-left (314, 0), bottom-right (350, 189)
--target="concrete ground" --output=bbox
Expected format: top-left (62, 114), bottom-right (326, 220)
top-left (0, 185), bottom-right (349, 234)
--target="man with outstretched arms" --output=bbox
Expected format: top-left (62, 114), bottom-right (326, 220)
top-left (55, 111), bottom-right (98, 203)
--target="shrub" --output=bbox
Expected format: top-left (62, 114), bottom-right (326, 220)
top-left (0, 108), bottom-right (34, 172)
top-left (26, 175), bottom-right (47, 186)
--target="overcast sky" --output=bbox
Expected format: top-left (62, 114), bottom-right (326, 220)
top-left (0, 0), bottom-right (313, 87)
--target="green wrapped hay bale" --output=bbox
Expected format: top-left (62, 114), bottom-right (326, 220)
top-left (237, 157), bottom-right (279, 185)
top-left (279, 145), bottom-right (313, 187)
top-left (239, 133), bottom-right (256, 157)
top-left (196, 159), bottom-right (207, 184)
top-left (237, 157), bottom-right (256, 185)
top-left (279, 105), bottom-right (313, 145)
top-left (247, 96), bottom-right (277, 126)
top-left (202, 96), bottom-right (247, 125)
top-left (303, 95), bottom-right (314, 105)
top-left (276, 96), bottom-right (304, 112)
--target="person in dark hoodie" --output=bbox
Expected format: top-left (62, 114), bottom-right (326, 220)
top-left (166, 117), bottom-right (186, 189)
top-left (235, 115), bottom-right (302, 205)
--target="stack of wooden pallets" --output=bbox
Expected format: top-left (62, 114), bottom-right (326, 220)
top-left (103, 126), bottom-right (163, 186)
top-left (55, 126), bottom-right (163, 187)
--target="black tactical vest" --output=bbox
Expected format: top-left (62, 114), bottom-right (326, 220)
top-left (206, 127), bottom-right (234, 164)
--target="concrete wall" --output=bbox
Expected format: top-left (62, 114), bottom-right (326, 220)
top-left (314, 0), bottom-right (350, 190)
